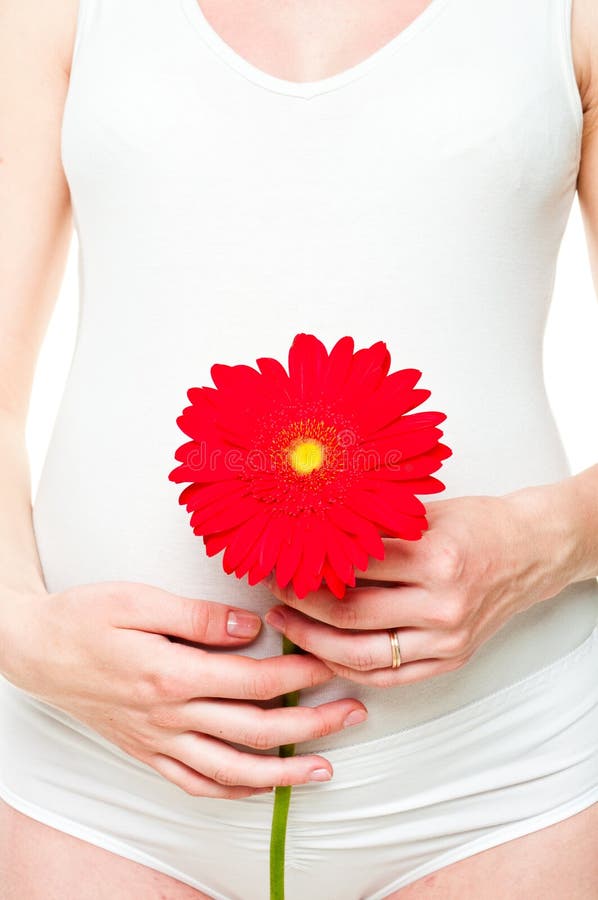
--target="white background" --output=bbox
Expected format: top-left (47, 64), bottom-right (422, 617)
top-left (25, 195), bottom-right (598, 498)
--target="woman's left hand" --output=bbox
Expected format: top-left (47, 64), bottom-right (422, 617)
top-left (264, 487), bottom-right (578, 687)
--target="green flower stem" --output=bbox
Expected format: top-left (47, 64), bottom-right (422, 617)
top-left (270, 635), bottom-right (300, 900)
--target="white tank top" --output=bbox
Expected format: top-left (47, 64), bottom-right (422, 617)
top-left (32, 0), bottom-right (598, 752)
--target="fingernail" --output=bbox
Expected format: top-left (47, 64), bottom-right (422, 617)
top-left (227, 610), bottom-right (261, 637)
top-left (265, 610), bottom-right (285, 630)
top-left (343, 709), bottom-right (368, 728)
top-left (309, 768), bottom-right (332, 782)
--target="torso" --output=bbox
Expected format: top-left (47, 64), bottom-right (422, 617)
top-left (39, 0), bottom-right (598, 752)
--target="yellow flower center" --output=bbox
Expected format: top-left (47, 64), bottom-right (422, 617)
top-left (289, 439), bottom-right (324, 475)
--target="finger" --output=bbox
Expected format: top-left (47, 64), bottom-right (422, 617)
top-left (172, 698), bottom-right (368, 749)
top-left (355, 535), bottom-right (431, 583)
top-left (168, 731), bottom-right (334, 787)
top-left (323, 654), bottom-right (467, 687)
top-left (106, 582), bottom-right (263, 646)
top-left (149, 753), bottom-right (273, 798)
top-left (268, 583), bottom-right (433, 630)
top-left (265, 606), bottom-right (436, 669)
top-left (161, 642), bottom-right (335, 701)
top-left (354, 576), bottom-right (403, 589)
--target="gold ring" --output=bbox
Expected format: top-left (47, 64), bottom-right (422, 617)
top-left (388, 628), bottom-right (402, 669)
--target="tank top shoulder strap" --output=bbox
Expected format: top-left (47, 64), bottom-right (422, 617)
top-left (68, 0), bottom-right (145, 68)
top-left (556, 0), bottom-right (583, 136)
top-left (69, 0), bottom-right (95, 72)
top-left (453, 0), bottom-right (583, 143)
top-left (520, 0), bottom-right (581, 138)
top-left (68, 0), bottom-right (189, 74)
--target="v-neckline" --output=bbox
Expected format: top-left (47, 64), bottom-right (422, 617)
top-left (179, 0), bottom-right (453, 99)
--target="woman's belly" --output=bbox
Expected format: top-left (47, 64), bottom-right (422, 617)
top-left (31, 329), bottom-right (598, 754)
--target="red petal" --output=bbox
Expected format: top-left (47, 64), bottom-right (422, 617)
top-left (255, 356), bottom-right (295, 399)
top-left (234, 513), bottom-right (278, 579)
top-left (360, 426), bottom-right (444, 462)
top-left (288, 333), bottom-right (328, 401)
top-left (371, 409), bottom-right (447, 436)
top-left (356, 369), bottom-right (422, 432)
top-left (298, 515), bottom-right (327, 586)
top-left (324, 519), bottom-right (356, 584)
top-left (257, 518), bottom-right (288, 574)
top-left (342, 341), bottom-right (390, 401)
top-left (365, 443), bottom-right (452, 480)
top-left (360, 481), bottom-right (427, 516)
top-left (169, 441), bottom-right (242, 483)
top-left (222, 508), bottom-right (272, 574)
top-left (176, 388), bottom-right (224, 439)
top-left (386, 475), bottom-right (446, 494)
top-left (187, 385), bottom-right (218, 405)
top-left (322, 335), bottom-right (354, 397)
top-left (178, 480), bottom-right (247, 511)
top-left (291, 563), bottom-right (314, 599)
top-left (210, 363), bottom-right (262, 392)
top-left (325, 504), bottom-right (385, 559)
top-left (190, 495), bottom-right (261, 534)
top-left (358, 377), bottom-right (433, 436)
top-left (274, 517), bottom-right (304, 589)
top-left (176, 408), bottom-right (227, 444)
top-left (203, 528), bottom-right (237, 556)
top-left (177, 483), bottom-right (203, 506)
top-left (346, 489), bottom-right (428, 540)
top-left (322, 557), bottom-right (348, 599)
top-left (247, 558), bottom-right (269, 587)
top-left (331, 527), bottom-right (372, 572)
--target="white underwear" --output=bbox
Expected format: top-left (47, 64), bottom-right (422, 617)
top-left (1, 623), bottom-right (597, 899)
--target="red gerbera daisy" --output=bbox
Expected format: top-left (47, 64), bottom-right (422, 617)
top-left (169, 333), bottom-right (452, 599)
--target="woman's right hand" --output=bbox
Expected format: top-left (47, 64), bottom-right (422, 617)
top-left (5, 581), bottom-right (368, 799)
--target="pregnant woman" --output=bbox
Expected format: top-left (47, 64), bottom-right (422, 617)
top-left (1, 0), bottom-right (598, 897)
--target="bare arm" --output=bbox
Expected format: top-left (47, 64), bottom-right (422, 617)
top-left (504, 0), bottom-right (598, 587)
top-left (0, 0), bottom-right (77, 646)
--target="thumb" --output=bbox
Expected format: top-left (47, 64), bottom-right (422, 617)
top-left (107, 582), bottom-right (263, 645)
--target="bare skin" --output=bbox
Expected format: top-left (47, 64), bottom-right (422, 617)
top-left (1, 0), bottom-right (597, 898)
